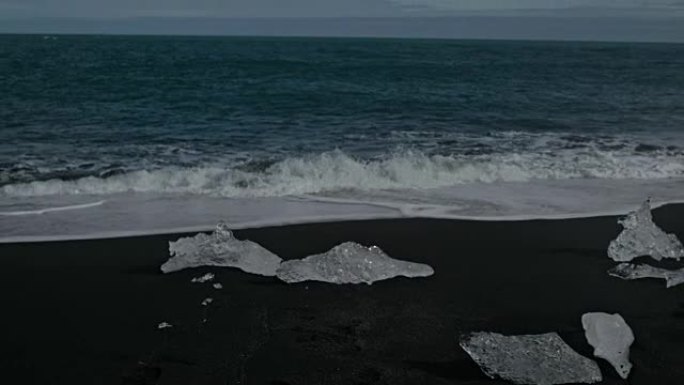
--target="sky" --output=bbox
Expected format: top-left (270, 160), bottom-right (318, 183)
top-left (1, 0), bottom-right (684, 42)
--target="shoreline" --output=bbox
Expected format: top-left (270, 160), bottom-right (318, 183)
top-left (4, 194), bottom-right (684, 245)
top-left (5, 177), bottom-right (684, 245)
top-left (0, 206), bottom-right (683, 384)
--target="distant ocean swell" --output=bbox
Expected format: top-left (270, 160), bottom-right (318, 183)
top-left (3, 146), bottom-right (684, 198)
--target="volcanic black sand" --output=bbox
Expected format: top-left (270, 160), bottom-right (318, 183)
top-left (1, 206), bottom-right (683, 385)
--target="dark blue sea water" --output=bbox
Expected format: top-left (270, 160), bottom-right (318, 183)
top-left (1, 35), bottom-right (684, 198)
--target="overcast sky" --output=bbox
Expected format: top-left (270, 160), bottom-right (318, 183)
top-left (2, 0), bottom-right (684, 17)
top-left (1, 0), bottom-right (684, 41)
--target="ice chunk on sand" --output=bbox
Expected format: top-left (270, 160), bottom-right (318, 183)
top-left (460, 332), bottom-right (602, 385)
top-left (162, 222), bottom-right (282, 276)
top-left (191, 273), bottom-right (214, 283)
top-left (582, 312), bottom-right (634, 379)
top-left (608, 263), bottom-right (684, 288)
top-left (157, 322), bottom-right (173, 330)
top-left (608, 199), bottom-right (684, 262)
top-left (275, 242), bottom-right (434, 285)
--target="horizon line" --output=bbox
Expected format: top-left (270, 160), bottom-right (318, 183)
top-left (2, 32), bottom-right (683, 46)
top-left (2, 15), bottom-right (683, 44)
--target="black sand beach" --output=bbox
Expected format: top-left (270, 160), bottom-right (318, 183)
top-left (1, 206), bottom-right (683, 385)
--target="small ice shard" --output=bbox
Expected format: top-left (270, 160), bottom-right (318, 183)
top-left (608, 263), bottom-right (684, 288)
top-left (460, 332), bottom-right (602, 385)
top-left (157, 322), bottom-right (173, 330)
top-left (275, 242), bottom-right (434, 285)
top-left (212, 283), bottom-right (223, 290)
top-left (162, 222), bottom-right (282, 276)
top-left (201, 298), bottom-right (213, 306)
top-left (581, 312), bottom-right (634, 379)
top-left (191, 273), bottom-right (215, 283)
top-left (608, 199), bottom-right (684, 262)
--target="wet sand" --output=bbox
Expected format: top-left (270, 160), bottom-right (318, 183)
top-left (1, 206), bottom-right (683, 384)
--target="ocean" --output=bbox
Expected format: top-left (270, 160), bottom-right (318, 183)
top-left (2, 34), bottom-right (684, 240)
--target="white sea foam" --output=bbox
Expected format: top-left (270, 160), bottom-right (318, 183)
top-left (0, 200), bottom-right (105, 216)
top-left (2, 149), bottom-right (684, 198)
top-left (3, 178), bottom-right (684, 242)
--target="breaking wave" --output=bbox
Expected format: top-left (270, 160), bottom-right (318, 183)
top-left (3, 148), bottom-right (684, 198)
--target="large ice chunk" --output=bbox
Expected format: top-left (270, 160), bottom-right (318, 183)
top-left (161, 222), bottom-right (282, 276)
top-left (608, 200), bottom-right (684, 262)
top-left (581, 312), bottom-right (634, 379)
top-left (460, 332), bottom-right (602, 385)
top-left (275, 242), bottom-right (434, 285)
top-left (608, 263), bottom-right (684, 288)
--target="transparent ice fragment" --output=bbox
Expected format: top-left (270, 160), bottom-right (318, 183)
top-left (275, 242), bottom-right (434, 285)
top-left (581, 312), bottom-right (634, 379)
top-left (460, 332), bottom-right (602, 385)
top-left (157, 322), bottom-right (173, 330)
top-left (162, 222), bottom-right (282, 276)
top-left (191, 273), bottom-right (215, 283)
top-left (608, 200), bottom-right (684, 262)
top-left (608, 263), bottom-right (684, 288)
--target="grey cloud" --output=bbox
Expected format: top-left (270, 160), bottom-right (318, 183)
top-left (2, 0), bottom-right (683, 18)
top-left (390, 0), bottom-right (677, 10)
top-left (0, 0), bottom-right (404, 18)
top-left (388, 0), bottom-right (684, 16)
top-left (1, 0), bottom-right (682, 41)
top-left (2, 16), bottom-right (683, 43)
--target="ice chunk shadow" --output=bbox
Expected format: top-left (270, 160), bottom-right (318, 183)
top-left (161, 222), bottom-right (282, 276)
top-left (404, 359), bottom-right (485, 382)
top-left (581, 312), bottom-right (634, 380)
top-left (459, 331), bottom-right (602, 385)
top-left (607, 199), bottom-right (684, 262)
top-left (276, 242), bottom-right (434, 285)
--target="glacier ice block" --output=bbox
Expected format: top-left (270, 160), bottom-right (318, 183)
top-left (460, 332), bottom-right (602, 385)
top-left (581, 312), bottom-right (634, 379)
top-left (276, 242), bottom-right (434, 285)
top-left (162, 222), bottom-right (282, 276)
top-left (608, 200), bottom-right (684, 262)
top-left (608, 263), bottom-right (684, 288)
